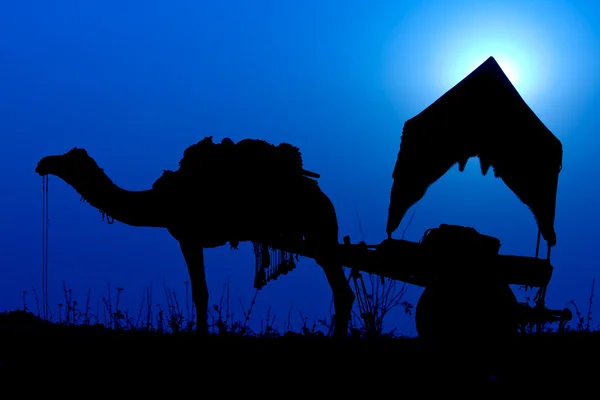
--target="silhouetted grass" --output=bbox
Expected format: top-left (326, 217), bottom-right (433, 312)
top-left (1, 280), bottom-right (599, 391)
top-left (14, 275), bottom-right (416, 338)
top-left (4, 278), bottom-right (599, 337)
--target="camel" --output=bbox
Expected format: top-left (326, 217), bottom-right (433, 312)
top-left (35, 137), bottom-right (355, 337)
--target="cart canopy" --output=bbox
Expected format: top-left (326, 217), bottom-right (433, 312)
top-left (386, 57), bottom-right (563, 246)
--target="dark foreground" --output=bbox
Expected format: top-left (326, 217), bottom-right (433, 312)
top-left (0, 311), bottom-right (597, 394)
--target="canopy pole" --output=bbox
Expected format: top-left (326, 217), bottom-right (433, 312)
top-left (534, 228), bottom-right (553, 333)
top-left (535, 229), bottom-right (541, 259)
top-left (41, 176), bottom-right (49, 320)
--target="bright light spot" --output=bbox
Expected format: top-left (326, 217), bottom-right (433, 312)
top-left (473, 57), bottom-right (518, 86)
top-left (383, 0), bottom-right (600, 138)
top-left (495, 59), bottom-right (519, 86)
top-left (445, 45), bottom-right (538, 99)
top-left (382, 1), bottom-right (569, 112)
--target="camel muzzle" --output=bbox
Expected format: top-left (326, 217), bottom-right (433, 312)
top-left (35, 156), bottom-right (58, 176)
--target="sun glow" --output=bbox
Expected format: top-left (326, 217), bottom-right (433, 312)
top-left (454, 52), bottom-right (525, 92)
top-left (382, 0), bottom-right (600, 139)
top-left (382, 1), bottom-right (579, 112)
top-left (492, 58), bottom-right (519, 86)
top-left (441, 34), bottom-right (543, 101)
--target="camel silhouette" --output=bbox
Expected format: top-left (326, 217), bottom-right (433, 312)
top-left (35, 136), bottom-right (355, 337)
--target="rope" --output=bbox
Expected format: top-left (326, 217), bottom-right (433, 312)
top-left (41, 176), bottom-right (49, 320)
top-left (80, 194), bottom-right (114, 224)
top-left (101, 211), bottom-right (114, 224)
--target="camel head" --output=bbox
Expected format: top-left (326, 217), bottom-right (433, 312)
top-left (36, 147), bottom-right (100, 182)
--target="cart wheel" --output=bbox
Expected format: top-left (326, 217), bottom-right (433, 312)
top-left (415, 282), bottom-right (518, 341)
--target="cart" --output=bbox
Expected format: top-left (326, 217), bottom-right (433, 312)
top-left (320, 57), bottom-right (570, 339)
top-left (332, 225), bottom-right (572, 339)
top-left (267, 222), bottom-right (571, 339)
top-left (325, 57), bottom-right (571, 339)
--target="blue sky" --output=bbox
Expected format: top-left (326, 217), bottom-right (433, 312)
top-left (1, 0), bottom-right (599, 335)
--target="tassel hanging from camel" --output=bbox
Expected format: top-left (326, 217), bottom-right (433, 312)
top-left (252, 241), bottom-right (297, 290)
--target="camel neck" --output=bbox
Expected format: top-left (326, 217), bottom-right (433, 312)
top-left (59, 166), bottom-right (168, 228)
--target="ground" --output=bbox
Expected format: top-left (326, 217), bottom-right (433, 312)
top-left (0, 310), bottom-right (597, 393)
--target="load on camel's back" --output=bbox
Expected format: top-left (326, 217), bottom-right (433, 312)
top-left (152, 136), bottom-right (320, 195)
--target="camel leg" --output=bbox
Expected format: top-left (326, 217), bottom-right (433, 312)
top-left (179, 240), bottom-right (209, 335)
top-left (319, 262), bottom-right (355, 338)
